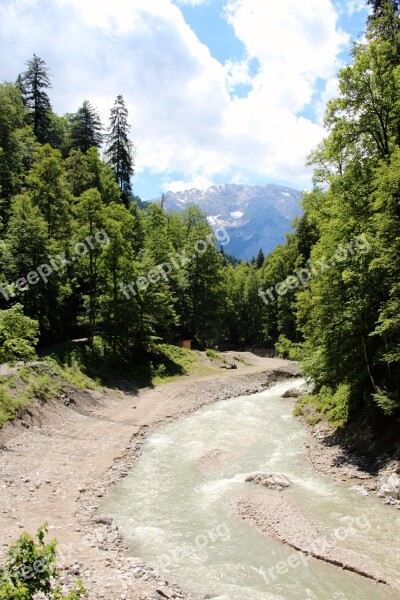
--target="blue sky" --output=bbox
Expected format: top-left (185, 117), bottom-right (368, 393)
top-left (0, 0), bottom-right (369, 199)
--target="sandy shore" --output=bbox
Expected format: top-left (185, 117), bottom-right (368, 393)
top-left (234, 491), bottom-right (394, 590)
top-left (0, 356), bottom-right (298, 600)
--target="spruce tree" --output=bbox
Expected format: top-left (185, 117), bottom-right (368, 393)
top-left (105, 95), bottom-right (134, 204)
top-left (68, 101), bottom-right (103, 153)
top-left (255, 248), bottom-right (265, 269)
top-left (20, 55), bottom-right (52, 144)
top-left (368, 0), bottom-right (399, 16)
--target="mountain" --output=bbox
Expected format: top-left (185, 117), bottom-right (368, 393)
top-left (158, 183), bottom-right (303, 261)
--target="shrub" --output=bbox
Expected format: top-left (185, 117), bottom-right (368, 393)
top-left (0, 305), bottom-right (39, 363)
top-left (0, 524), bottom-right (86, 599)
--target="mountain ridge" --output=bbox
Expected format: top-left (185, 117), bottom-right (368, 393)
top-left (156, 183), bottom-right (303, 260)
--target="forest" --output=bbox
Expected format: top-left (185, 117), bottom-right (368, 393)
top-left (1, 0), bottom-right (400, 432)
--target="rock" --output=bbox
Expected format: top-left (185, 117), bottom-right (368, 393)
top-left (94, 516), bottom-right (114, 526)
top-left (245, 472), bottom-right (291, 491)
top-left (380, 473), bottom-right (400, 499)
top-left (282, 388), bottom-right (304, 398)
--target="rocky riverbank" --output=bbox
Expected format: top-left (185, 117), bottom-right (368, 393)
top-left (0, 356), bottom-right (299, 600)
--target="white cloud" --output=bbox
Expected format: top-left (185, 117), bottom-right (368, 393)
top-left (0, 0), bottom-right (351, 194)
top-left (162, 175), bottom-right (214, 192)
top-left (340, 0), bottom-right (369, 16)
top-left (176, 0), bottom-right (209, 5)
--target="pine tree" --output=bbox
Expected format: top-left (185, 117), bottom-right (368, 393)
top-left (105, 95), bottom-right (134, 204)
top-left (20, 55), bottom-right (52, 144)
top-left (68, 101), bottom-right (103, 153)
top-left (255, 248), bottom-right (265, 269)
top-left (368, 0), bottom-right (399, 17)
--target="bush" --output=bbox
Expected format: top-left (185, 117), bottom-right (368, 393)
top-left (0, 305), bottom-right (39, 363)
top-left (0, 524), bottom-right (86, 599)
top-left (275, 335), bottom-right (301, 361)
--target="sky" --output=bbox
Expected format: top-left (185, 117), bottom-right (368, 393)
top-left (0, 0), bottom-right (370, 200)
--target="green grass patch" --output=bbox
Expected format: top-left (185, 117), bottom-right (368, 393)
top-left (43, 356), bottom-right (97, 390)
top-left (206, 349), bottom-right (229, 364)
top-left (0, 384), bottom-right (26, 427)
top-left (46, 340), bottom-right (210, 388)
top-left (233, 354), bottom-right (252, 366)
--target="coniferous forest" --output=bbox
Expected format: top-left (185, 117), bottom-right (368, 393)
top-left (1, 0), bottom-right (400, 434)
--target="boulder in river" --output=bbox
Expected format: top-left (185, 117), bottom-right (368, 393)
top-left (245, 472), bottom-right (291, 491)
top-left (282, 388), bottom-right (305, 398)
top-left (380, 473), bottom-right (400, 499)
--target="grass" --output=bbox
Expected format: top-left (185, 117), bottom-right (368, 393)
top-left (233, 354), bottom-right (252, 366)
top-left (0, 384), bottom-right (26, 427)
top-left (46, 340), bottom-right (213, 388)
top-left (205, 349), bottom-right (229, 364)
top-left (0, 342), bottom-right (220, 428)
top-left (0, 358), bottom-right (98, 429)
top-left (43, 356), bottom-right (97, 390)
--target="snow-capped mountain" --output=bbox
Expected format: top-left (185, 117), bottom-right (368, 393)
top-left (157, 183), bottom-right (303, 260)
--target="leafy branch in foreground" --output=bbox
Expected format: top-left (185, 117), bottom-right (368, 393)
top-left (0, 523), bottom-right (86, 599)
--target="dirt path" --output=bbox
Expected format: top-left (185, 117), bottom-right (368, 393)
top-left (0, 356), bottom-right (297, 600)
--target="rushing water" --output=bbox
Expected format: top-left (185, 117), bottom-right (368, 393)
top-left (103, 380), bottom-right (400, 599)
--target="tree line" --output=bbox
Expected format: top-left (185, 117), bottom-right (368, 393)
top-left (255, 0), bottom-right (400, 427)
top-left (1, 0), bottom-right (400, 430)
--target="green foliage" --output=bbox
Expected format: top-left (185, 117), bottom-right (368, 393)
top-left (372, 388), bottom-right (398, 415)
top-left (275, 335), bottom-right (301, 361)
top-left (294, 384), bottom-right (350, 429)
top-left (0, 523), bottom-right (86, 599)
top-left (0, 305), bottom-right (39, 363)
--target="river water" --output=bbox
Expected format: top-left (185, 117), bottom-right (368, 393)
top-left (102, 379), bottom-right (400, 599)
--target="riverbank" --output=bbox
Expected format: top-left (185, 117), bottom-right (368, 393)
top-left (0, 355), bottom-right (298, 600)
top-left (297, 413), bottom-right (400, 509)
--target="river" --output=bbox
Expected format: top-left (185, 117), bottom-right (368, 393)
top-left (102, 379), bottom-right (400, 599)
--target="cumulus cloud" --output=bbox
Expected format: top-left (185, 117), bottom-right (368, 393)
top-left (0, 0), bottom-right (351, 193)
top-left (163, 174), bottom-right (214, 192)
top-left (341, 0), bottom-right (369, 16)
top-left (176, 0), bottom-right (210, 5)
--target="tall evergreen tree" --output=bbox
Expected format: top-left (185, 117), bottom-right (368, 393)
top-left (105, 95), bottom-right (134, 204)
top-left (20, 55), bottom-right (52, 144)
top-left (68, 101), bottom-right (103, 153)
top-left (255, 248), bottom-right (265, 269)
top-left (368, 0), bottom-right (399, 16)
